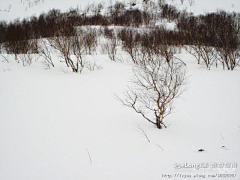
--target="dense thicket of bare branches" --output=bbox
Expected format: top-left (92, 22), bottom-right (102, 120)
top-left (160, 4), bottom-right (180, 21)
top-left (118, 27), bottom-right (185, 65)
top-left (0, 1), bottom-right (239, 71)
top-left (177, 11), bottom-right (240, 70)
top-left (118, 28), bottom-right (140, 63)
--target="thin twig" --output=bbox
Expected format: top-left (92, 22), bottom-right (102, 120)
top-left (154, 143), bottom-right (164, 151)
top-left (1, 55), bottom-right (9, 63)
top-left (137, 124), bottom-right (150, 143)
top-left (60, 68), bottom-right (68, 74)
top-left (219, 133), bottom-right (225, 141)
top-left (86, 149), bottom-right (93, 165)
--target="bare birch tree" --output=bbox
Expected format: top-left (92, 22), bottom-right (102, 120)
top-left (118, 53), bottom-right (186, 129)
top-left (49, 22), bottom-right (78, 72)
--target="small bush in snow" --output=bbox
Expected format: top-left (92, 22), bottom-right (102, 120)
top-left (118, 49), bottom-right (186, 129)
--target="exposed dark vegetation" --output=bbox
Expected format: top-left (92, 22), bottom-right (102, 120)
top-left (0, 1), bottom-right (239, 70)
top-left (177, 10), bottom-right (240, 70)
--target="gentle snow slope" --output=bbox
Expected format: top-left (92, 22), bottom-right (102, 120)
top-left (0, 52), bottom-right (240, 180)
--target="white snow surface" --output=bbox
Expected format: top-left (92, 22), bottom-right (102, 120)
top-left (0, 48), bottom-right (240, 180)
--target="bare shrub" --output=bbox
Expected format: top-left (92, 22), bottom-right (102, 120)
top-left (184, 44), bottom-right (216, 70)
top-left (118, 52), bottom-right (186, 129)
top-left (0, 54), bottom-right (10, 63)
top-left (104, 39), bottom-right (118, 61)
top-left (83, 27), bottom-right (98, 55)
top-left (178, 15), bottom-right (218, 69)
top-left (38, 39), bottom-right (54, 69)
top-left (71, 29), bottom-right (88, 73)
top-left (19, 53), bottom-right (33, 66)
top-left (49, 23), bottom-right (77, 72)
top-left (214, 11), bottom-right (240, 70)
top-left (178, 11), bottom-right (240, 70)
top-left (85, 58), bottom-right (102, 71)
top-left (160, 4), bottom-right (180, 22)
top-left (215, 46), bottom-right (240, 70)
top-left (188, 0), bottom-right (194, 6)
top-left (199, 46), bottom-right (216, 69)
top-left (50, 24), bottom-right (99, 73)
top-left (103, 26), bottom-right (114, 39)
top-left (118, 28), bottom-right (140, 63)
top-left (140, 28), bottom-right (186, 65)
top-left (3, 41), bottom-right (20, 62)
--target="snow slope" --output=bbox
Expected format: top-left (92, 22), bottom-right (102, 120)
top-left (0, 49), bottom-right (240, 180)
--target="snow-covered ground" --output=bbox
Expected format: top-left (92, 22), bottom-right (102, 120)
top-left (0, 0), bottom-right (240, 22)
top-left (0, 49), bottom-right (240, 180)
top-left (0, 0), bottom-right (240, 180)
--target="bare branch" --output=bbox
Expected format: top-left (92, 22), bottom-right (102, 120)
top-left (137, 124), bottom-right (151, 143)
top-left (86, 149), bottom-right (93, 165)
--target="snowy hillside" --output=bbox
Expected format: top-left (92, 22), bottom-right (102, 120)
top-left (0, 0), bottom-right (240, 22)
top-left (1, 48), bottom-right (240, 180)
top-left (0, 0), bottom-right (240, 180)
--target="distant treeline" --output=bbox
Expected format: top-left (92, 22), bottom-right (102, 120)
top-left (0, 3), bottom-right (196, 42)
top-left (0, 1), bottom-right (239, 70)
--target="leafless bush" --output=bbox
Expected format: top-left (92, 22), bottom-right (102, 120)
top-left (185, 45), bottom-right (216, 70)
top-left (188, 0), bottom-right (194, 6)
top-left (19, 53), bottom-right (33, 66)
top-left (71, 29), bottom-right (88, 73)
top-left (85, 58), bottom-right (102, 71)
top-left (3, 41), bottom-right (21, 62)
top-left (28, 39), bottom-right (39, 54)
top-left (215, 47), bottom-right (240, 70)
top-left (139, 28), bottom-right (186, 66)
top-left (50, 24), bottom-right (99, 73)
top-left (160, 4), bottom-right (180, 21)
top-left (0, 54), bottom-right (10, 63)
top-left (118, 52), bottom-right (186, 129)
top-left (83, 27), bottom-right (98, 55)
top-left (103, 26), bottom-right (114, 39)
top-left (199, 46), bottom-right (216, 69)
top-left (214, 11), bottom-right (240, 70)
top-left (118, 28), bottom-right (140, 63)
top-left (38, 39), bottom-right (54, 69)
top-left (178, 15), bottom-right (212, 67)
top-left (104, 38), bottom-right (118, 61)
top-left (178, 11), bottom-right (240, 70)
top-left (49, 25), bottom-right (77, 72)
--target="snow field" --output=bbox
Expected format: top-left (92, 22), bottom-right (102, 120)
top-left (0, 46), bottom-right (240, 179)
